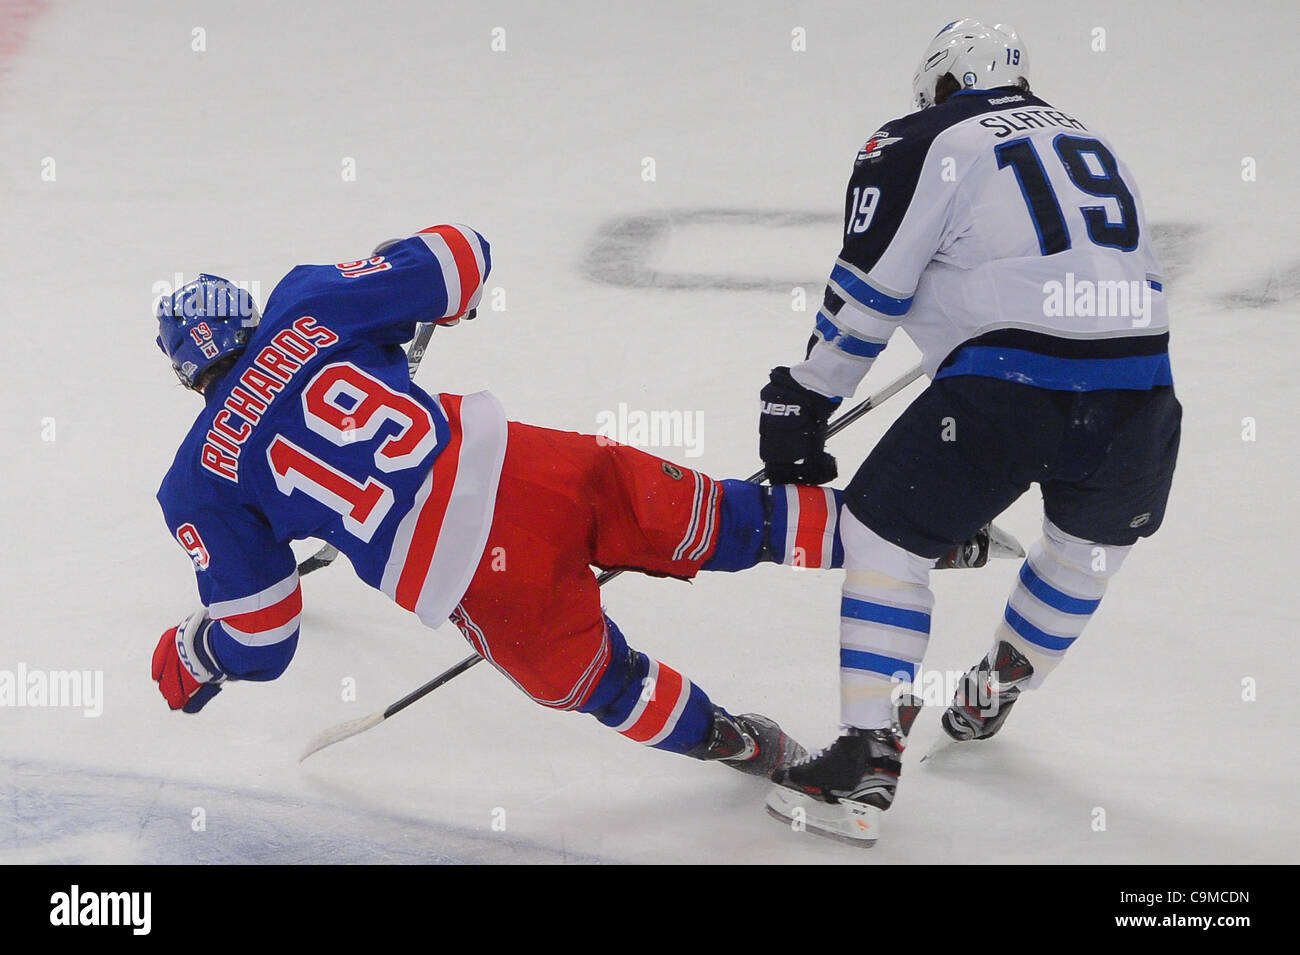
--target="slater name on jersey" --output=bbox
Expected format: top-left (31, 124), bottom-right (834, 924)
top-left (201, 316), bottom-right (340, 482)
top-left (978, 100), bottom-right (1090, 139)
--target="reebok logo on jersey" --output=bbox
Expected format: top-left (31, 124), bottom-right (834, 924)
top-left (856, 131), bottom-right (902, 165)
top-left (761, 402), bottom-right (802, 417)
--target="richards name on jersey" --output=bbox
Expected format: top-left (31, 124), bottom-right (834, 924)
top-left (200, 316), bottom-right (340, 482)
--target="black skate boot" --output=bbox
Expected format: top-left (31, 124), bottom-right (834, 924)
top-left (764, 696), bottom-right (922, 846)
top-left (941, 640), bottom-right (1034, 741)
top-left (688, 707), bottom-right (807, 780)
top-left (935, 526), bottom-right (991, 569)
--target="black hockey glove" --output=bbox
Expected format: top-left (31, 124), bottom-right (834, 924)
top-left (759, 366), bottom-right (840, 485)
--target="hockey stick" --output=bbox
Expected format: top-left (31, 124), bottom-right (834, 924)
top-left (299, 654), bottom-right (484, 762)
top-left (299, 363), bottom-right (927, 762)
top-left (295, 321), bottom-right (439, 577)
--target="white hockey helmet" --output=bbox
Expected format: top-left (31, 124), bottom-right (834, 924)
top-left (912, 19), bottom-right (1029, 109)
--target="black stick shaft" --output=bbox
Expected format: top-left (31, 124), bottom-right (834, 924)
top-left (384, 653), bottom-right (484, 719)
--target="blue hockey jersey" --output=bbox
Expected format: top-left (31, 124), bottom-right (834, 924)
top-left (793, 89), bottom-right (1172, 398)
top-left (157, 225), bottom-right (508, 680)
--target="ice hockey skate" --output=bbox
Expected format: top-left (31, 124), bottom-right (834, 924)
top-left (692, 708), bottom-right (807, 780)
top-left (935, 523), bottom-right (1027, 569)
top-left (764, 696), bottom-right (921, 846)
top-left (940, 640), bottom-right (1035, 742)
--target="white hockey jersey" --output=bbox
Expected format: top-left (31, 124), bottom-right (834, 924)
top-left (793, 89), bottom-right (1172, 397)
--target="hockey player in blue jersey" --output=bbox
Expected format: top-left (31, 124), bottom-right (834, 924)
top-left (758, 20), bottom-right (1182, 843)
top-left (152, 225), bottom-right (1001, 794)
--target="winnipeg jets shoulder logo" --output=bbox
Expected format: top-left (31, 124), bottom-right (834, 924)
top-left (856, 131), bottom-right (902, 165)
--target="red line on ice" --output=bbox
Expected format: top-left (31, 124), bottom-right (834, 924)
top-left (0, 0), bottom-right (50, 93)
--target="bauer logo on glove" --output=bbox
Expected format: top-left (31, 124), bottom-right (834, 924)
top-left (758, 366), bottom-right (842, 485)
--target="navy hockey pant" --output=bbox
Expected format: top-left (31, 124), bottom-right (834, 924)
top-left (835, 376), bottom-right (1181, 728)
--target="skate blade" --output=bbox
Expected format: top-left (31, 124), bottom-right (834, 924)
top-left (987, 523), bottom-right (1026, 560)
top-left (919, 735), bottom-right (960, 763)
top-left (764, 785), bottom-right (881, 847)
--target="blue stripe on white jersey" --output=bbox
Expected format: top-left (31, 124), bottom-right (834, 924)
top-left (936, 346), bottom-right (1173, 390)
top-left (814, 312), bottom-right (889, 358)
top-left (827, 263), bottom-right (914, 317)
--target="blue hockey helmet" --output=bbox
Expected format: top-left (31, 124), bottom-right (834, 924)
top-left (155, 274), bottom-right (261, 389)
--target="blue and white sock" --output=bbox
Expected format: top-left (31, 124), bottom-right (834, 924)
top-left (996, 518), bottom-right (1131, 687)
top-left (838, 510), bottom-right (935, 729)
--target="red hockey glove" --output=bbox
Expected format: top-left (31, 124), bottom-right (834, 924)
top-left (152, 610), bottom-right (226, 713)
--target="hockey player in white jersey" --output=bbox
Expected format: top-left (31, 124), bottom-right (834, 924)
top-left (757, 20), bottom-right (1182, 844)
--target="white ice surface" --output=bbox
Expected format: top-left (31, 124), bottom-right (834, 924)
top-left (1, 0), bottom-right (1297, 864)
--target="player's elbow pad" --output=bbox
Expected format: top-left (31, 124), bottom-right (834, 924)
top-left (207, 621), bottom-right (300, 681)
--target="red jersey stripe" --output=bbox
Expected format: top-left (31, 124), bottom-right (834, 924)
top-left (218, 583), bottom-right (302, 633)
top-left (394, 395), bottom-right (465, 610)
top-left (419, 225), bottom-right (481, 318)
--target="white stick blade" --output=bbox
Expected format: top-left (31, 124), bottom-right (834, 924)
top-left (299, 711), bottom-right (385, 763)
